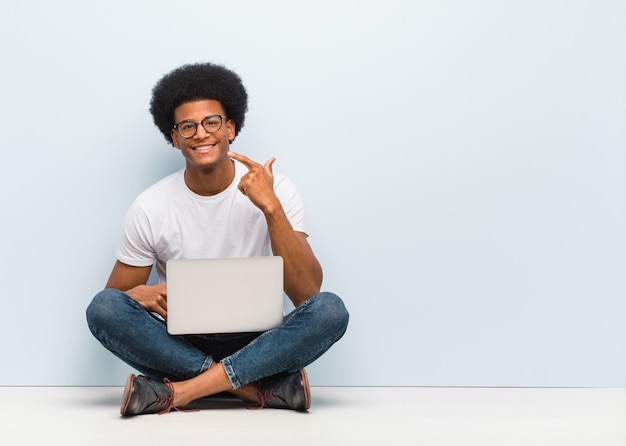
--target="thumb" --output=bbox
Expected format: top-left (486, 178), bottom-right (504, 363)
top-left (264, 157), bottom-right (276, 177)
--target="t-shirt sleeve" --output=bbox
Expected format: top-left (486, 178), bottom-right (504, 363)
top-left (115, 199), bottom-right (157, 267)
top-left (275, 175), bottom-right (308, 235)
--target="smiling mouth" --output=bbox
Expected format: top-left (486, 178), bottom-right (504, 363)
top-left (192, 144), bottom-right (215, 153)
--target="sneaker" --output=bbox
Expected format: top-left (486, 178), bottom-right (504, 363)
top-left (120, 374), bottom-right (177, 416)
top-left (258, 369), bottom-right (311, 411)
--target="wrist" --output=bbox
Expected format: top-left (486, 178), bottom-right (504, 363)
top-left (261, 199), bottom-right (284, 219)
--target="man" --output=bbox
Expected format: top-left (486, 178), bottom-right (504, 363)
top-left (86, 62), bottom-right (349, 416)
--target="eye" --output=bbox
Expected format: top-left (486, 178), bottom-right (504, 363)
top-left (180, 122), bottom-right (196, 131)
top-left (203, 116), bottom-right (221, 128)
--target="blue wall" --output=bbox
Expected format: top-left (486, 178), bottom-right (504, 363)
top-left (1, 0), bottom-right (624, 386)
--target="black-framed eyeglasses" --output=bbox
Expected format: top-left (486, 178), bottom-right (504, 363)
top-left (173, 115), bottom-right (226, 138)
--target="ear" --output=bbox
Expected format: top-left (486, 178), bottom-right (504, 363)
top-left (226, 119), bottom-right (236, 143)
top-left (171, 128), bottom-right (181, 149)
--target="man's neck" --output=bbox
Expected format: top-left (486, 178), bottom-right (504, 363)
top-left (184, 159), bottom-right (235, 196)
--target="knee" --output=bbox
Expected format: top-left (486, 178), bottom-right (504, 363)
top-left (314, 292), bottom-right (349, 338)
top-left (85, 288), bottom-right (125, 334)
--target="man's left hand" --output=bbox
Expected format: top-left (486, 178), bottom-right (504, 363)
top-left (228, 151), bottom-right (281, 213)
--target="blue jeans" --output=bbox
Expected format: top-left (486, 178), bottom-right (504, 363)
top-left (86, 289), bottom-right (349, 389)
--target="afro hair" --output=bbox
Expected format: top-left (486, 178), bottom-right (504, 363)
top-left (150, 62), bottom-right (248, 145)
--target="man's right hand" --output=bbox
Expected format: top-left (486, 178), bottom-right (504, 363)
top-left (126, 283), bottom-right (168, 319)
top-left (105, 261), bottom-right (166, 317)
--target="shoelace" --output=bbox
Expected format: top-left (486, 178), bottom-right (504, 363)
top-left (247, 388), bottom-right (281, 410)
top-left (155, 378), bottom-right (199, 415)
top-left (156, 378), bottom-right (178, 415)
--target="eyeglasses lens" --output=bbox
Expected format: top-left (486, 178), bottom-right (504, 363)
top-left (176, 115), bottom-right (223, 138)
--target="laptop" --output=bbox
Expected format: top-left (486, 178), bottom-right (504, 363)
top-left (165, 256), bottom-right (284, 335)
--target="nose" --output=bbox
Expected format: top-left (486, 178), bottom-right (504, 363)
top-left (193, 124), bottom-right (211, 138)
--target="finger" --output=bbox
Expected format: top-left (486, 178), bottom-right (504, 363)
top-left (154, 284), bottom-right (168, 313)
top-left (153, 294), bottom-right (167, 317)
top-left (228, 151), bottom-right (260, 170)
top-left (149, 299), bottom-right (167, 319)
top-left (264, 157), bottom-right (276, 177)
top-left (157, 307), bottom-right (168, 320)
top-left (155, 306), bottom-right (167, 319)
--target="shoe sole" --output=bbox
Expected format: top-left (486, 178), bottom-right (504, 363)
top-left (120, 373), bottom-right (136, 416)
top-left (300, 369), bottom-right (311, 410)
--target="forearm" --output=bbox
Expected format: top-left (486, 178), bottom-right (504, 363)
top-left (106, 261), bottom-right (152, 291)
top-left (264, 207), bottom-right (323, 307)
top-left (226, 151), bottom-right (323, 305)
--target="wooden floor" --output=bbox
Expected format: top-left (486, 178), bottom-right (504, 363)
top-left (2, 386), bottom-right (624, 445)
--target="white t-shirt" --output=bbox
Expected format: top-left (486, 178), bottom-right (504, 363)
top-left (116, 160), bottom-right (307, 283)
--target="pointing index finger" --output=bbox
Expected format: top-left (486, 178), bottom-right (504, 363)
top-left (228, 151), bottom-right (259, 170)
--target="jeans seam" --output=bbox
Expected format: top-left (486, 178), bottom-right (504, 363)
top-left (221, 357), bottom-right (240, 389)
